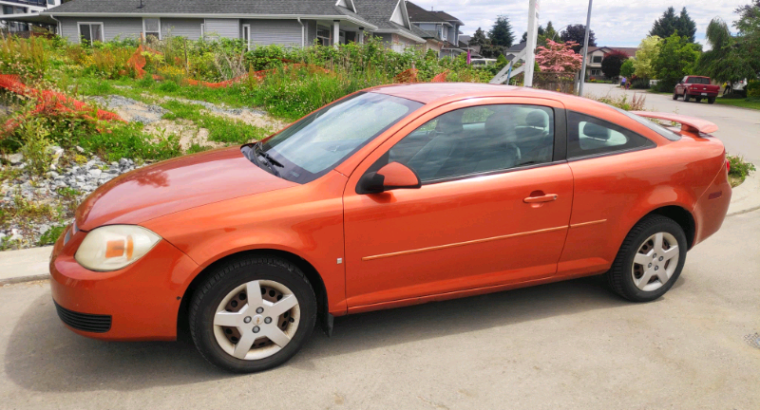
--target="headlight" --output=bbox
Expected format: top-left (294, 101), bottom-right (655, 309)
top-left (75, 225), bottom-right (161, 271)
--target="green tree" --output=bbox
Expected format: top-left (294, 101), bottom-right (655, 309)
top-left (602, 50), bottom-right (629, 78)
top-left (560, 24), bottom-right (596, 53)
top-left (698, 18), bottom-right (757, 84)
top-left (650, 7), bottom-right (697, 42)
top-left (544, 21), bottom-right (558, 42)
top-left (620, 58), bottom-right (635, 78)
top-left (649, 7), bottom-right (679, 38)
top-left (677, 8), bottom-right (697, 43)
top-left (733, 0), bottom-right (760, 77)
top-left (469, 27), bottom-right (489, 47)
top-left (653, 33), bottom-right (701, 90)
top-left (489, 16), bottom-right (515, 48)
top-left (633, 36), bottom-right (662, 78)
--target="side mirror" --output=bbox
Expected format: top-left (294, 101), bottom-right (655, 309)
top-left (358, 162), bottom-right (421, 194)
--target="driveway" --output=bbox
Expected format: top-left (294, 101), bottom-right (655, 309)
top-left (584, 83), bottom-right (760, 163)
top-left (1, 210), bottom-right (759, 409)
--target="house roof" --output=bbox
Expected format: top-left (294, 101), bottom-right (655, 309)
top-left (431, 10), bottom-right (462, 25)
top-left (410, 24), bottom-right (439, 40)
top-left (43, 0), bottom-right (377, 29)
top-left (588, 46), bottom-right (638, 58)
top-left (406, 1), bottom-right (447, 23)
top-left (357, 0), bottom-right (424, 43)
top-left (507, 41), bottom-right (527, 53)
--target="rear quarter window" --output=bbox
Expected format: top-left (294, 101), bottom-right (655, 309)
top-left (567, 111), bottom-right (655, 159)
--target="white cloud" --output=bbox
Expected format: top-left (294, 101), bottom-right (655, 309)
top-left (410, 0), bottom-right (746, 47)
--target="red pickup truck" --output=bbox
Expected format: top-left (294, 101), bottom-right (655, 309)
top-left (673, 76), bottom-right (720, 104)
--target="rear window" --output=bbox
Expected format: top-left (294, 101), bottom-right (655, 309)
top-left (686, 77), bottom-right (710, 84)
top-left (614, 108), bottom-right (682, 141)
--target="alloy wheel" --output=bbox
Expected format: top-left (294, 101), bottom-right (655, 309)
top-left (631, 232), bottom-right (680, 292)
top-left (213, 280), bottom-right (300, 360)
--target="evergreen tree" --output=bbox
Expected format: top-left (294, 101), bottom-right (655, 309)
top-left (469, 27), bottom-right (489, 47)
top-left (649, 7), bottom-right (680, 39)
top-left (489, 16), bottom-right (515, 48)
top-left (560, 24), bottom-right (596, 53)
top-left (544, 21), bottom-right (558, 42)
top-left (677, 7), bottom-right (697, 43)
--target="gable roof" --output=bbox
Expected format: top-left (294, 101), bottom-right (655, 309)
top-left (406, 1), bottom-right (447, 23)
top-left (587, 46), bottom-right (638, 58)
top-left (357, 0), bottom-right (424, 43)
top-left (43, 0), bottom-right (376, 29)
top-left (431, 10), bottom-right (462, 25)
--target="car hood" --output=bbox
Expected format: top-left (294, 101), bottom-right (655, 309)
top-left (76, 147), bottom-right (297, 231)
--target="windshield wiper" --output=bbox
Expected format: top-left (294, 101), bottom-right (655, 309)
top-left (242, 144), bottom-right (279, 176)
top-left (255, 142), bottom-right (283, 168)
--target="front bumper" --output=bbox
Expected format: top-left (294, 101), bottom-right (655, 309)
top-left (50, 227), bottom-right (199, 341)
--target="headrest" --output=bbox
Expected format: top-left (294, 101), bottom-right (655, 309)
top-left (436, 110), bottom-right (464, 134)
top-left (583, 122), bottom-right (610, 140)
top-left (484, 113), bottom-right (510, 135)
top-left (526, 111), bottom-right (548, 128)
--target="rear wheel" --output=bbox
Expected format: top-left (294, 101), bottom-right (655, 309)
top-left (606, 215), bottom-right (687, 302)
top-left (683, 94), bottom-right (691, 102)
top-left (189, 255), bottom-right (317, 373)
top-left (708, 97), bottom-right (716, 104)
top-left (696, 97), bottom-right (703, 102)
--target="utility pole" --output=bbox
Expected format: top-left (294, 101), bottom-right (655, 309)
top-left (577, 0), bottom-right (593, 96)
top-left (523, 0), bottom-right (540, 87)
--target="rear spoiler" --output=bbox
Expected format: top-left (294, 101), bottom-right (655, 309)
top-left (631, 111), bottom-right (718, 134)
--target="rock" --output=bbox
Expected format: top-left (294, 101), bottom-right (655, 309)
top-left (5, 152), bottom-right (24, 165)
top-left (75, 167), bottom-right (87, 176)
top-left (75, 175), bottom-right (85, 182)
top-left (88, 169), bottom-right (102, 180)
top-left (9, 229), bottom-right (22, 241)
top-left (38, 224), bottom-right (51, 236)
top-left (76, 146), bottom-right (85, 153)
top-left (119, 158), bottom-right (129, 167)
top-left (47, 171), bottom-right (60, 179)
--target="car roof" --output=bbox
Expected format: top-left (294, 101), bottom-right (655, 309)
top-left (366, 82), bottom-right (611, 110)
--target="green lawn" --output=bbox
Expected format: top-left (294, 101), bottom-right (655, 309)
top-left (715, 98), bottom-right (760, 110)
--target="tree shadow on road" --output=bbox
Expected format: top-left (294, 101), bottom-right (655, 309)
top-left (4, 274), bottom-right (681, 392)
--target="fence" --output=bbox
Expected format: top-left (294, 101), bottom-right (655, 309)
top-left (532, 72), bottom-right (577, 94)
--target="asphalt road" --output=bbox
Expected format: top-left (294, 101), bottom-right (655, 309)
top-left (1, 84), bottom-right (758, 409)
top-left (0, 213), bottom-right (759, 409)
top-left (584, 83), bottom-right (760, 163)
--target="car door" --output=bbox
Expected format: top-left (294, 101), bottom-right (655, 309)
top-left (342, 97), bottom-right (574, 312)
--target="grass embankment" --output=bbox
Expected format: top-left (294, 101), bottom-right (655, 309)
top-left (715, 97), bottom-right (760, 111)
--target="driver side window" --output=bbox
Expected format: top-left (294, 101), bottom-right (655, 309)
top-left (383, 104), bottom-right (555, 183)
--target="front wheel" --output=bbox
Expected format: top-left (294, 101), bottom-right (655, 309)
top-left (189, 255), bottom-right (317, 373)
top-left (606, 215), bottom-right (687, 302)
top-left (672, 92), bottom-right (679, 100)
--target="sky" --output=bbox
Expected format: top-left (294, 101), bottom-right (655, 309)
top-left (409, 0), bottom-right (749, 48)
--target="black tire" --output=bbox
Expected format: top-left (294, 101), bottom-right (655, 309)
top-left (708, 97), bottom-right (716, 104)
top-left (189, 255), bottom-right (317, 373)
top-left (683, 93), bottom-right (691, 102)
top-left (606, 215), bottom-right (687, 302)
top-left (696, 97), bottom-right (703, 102)
top-left (672, 92), bottom-right (678, 100)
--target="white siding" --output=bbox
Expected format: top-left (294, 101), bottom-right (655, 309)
top-left (59, 17), bottom-right (142, 43)
top-left (203, 18), bottom-right (240, 39)
top-left (161, 18), bottom-right (203, 40)
top-left (243, 19), bottom-right (302, 48)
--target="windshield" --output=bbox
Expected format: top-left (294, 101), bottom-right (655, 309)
top-left (247, 92), bottom-right (422, 184)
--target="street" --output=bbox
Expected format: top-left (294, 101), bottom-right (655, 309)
top-left (584, 83), bottom-right (760, 163)
top-left (0, 83), bottom-right (759, 409)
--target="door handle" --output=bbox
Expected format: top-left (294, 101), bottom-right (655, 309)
top-left (524, 194), bottom-right (558, 203)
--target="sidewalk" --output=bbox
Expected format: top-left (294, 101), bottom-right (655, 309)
top-left (0, 246), bottom-right (52, 285)
top-left (1, 169), bottom-right (758, 285)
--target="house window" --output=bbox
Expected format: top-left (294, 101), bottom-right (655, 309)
top-left (592, 55), bottom-right (602, 63)
top-left (2, 6), bottom-right (13, 15)
top-left (242, 24), bottom-right (250, 50)
top-left (590, 69), bottom-right (601, 76)
top-left (78, 22), bottom-right (104, 44)
top-left (317, 25), bottom-right (331, 46)
top-left (48, 0), bottom-right (55, 5)
top-left (339, 29), bottom-right (346, 44)
top-left (143, 18), bottom-right (161, 40)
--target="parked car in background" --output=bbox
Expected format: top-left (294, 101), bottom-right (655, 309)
top-left (470, 58), bottom-right (497, 67)
top-left (50, 84), bottom-right (732, 373)
top-left (673, 76), bottom-right (720, 104)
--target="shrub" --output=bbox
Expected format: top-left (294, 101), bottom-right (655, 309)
top-left (747, 80), bottom-right (760, 98)
top-left (39, 225), bottom-right (66, 246)
top-left (620, 59), bottom-right (635, 78)
top-left (631, 77), bottom-right (651, 89)
top-left (727, 155), bottom-right (756, 185)
top-left (17, 119), bottom-right (53, 177)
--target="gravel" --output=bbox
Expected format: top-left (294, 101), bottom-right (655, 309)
top-left (88, 95), bottom-right (168, 124)
top-left (0, 147), bottom-right (146, 248)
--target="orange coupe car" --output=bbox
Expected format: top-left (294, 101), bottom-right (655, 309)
top-left (50, 84), bottom-right (731, 372)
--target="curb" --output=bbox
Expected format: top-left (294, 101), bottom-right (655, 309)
top-left (727, 165), bottom-right (760, 217)
top-left (0, 274), bottom-right (50, 286)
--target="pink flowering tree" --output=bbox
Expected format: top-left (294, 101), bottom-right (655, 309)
top-left (535, 40), bottom-right (583, 73)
